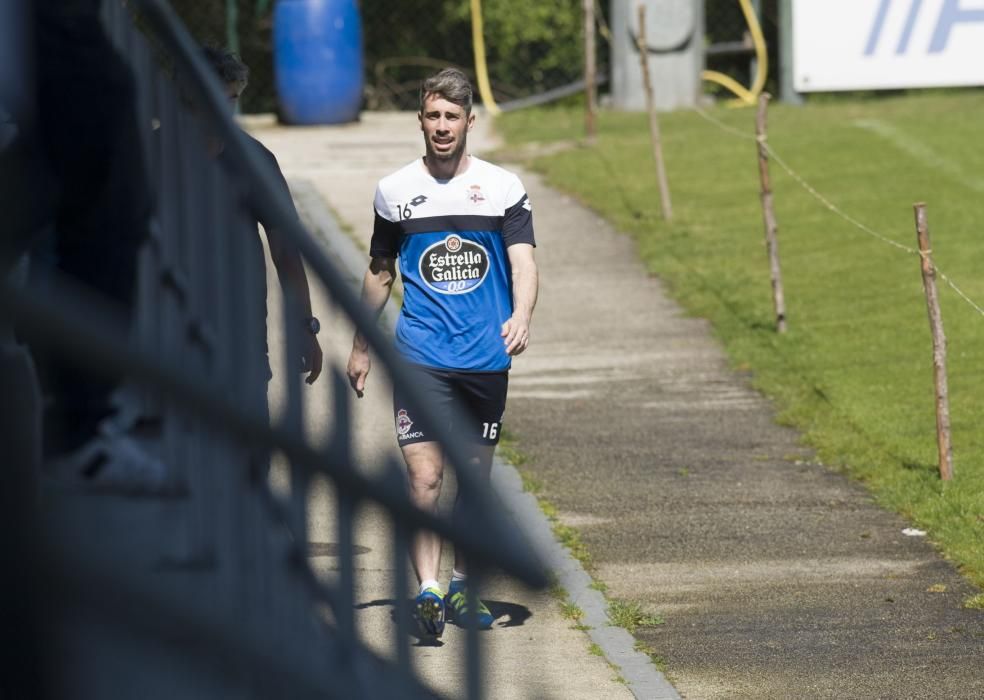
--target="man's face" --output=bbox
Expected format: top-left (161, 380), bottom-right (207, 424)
top-left (225, 82), bottom-right (244, 110)
top-left (419, 93), bottom-right (474, 162)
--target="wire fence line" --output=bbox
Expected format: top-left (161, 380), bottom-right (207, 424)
top-left (692, 104), bottom-right (984, 321)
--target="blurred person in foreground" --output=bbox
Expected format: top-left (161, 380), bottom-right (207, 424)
top-left (202, 45), bottom-right (323, 388)
top-left (346, 68), bottom-right (538, 638)
top-left (5, 1), bottom-right (160, 489)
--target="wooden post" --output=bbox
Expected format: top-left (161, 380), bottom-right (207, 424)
top-left (636, 3), bottom-right (673, 221)
top-left (755, 93), bottom-right (787, 333)
top-left (913, 203), bottom-right (953, 481)
top-left (583, 0), bottom-right (598, 144)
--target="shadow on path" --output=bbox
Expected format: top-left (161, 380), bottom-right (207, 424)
top-left (356, 598), bottom-right (533, 643)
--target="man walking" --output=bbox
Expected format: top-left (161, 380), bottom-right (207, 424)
top-left (346, 68), bottom-right (538, 638)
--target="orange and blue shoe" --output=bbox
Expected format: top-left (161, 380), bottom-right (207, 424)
top-left (414, 586), bottom-right (446, 638)
top-left (445, 580), bottom-right (494, 630)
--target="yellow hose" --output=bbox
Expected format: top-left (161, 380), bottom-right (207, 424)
top-left (701, 0), bottom-right (768, 106)
top-left (472, 0), bottom-right (765, 112)
top-left (470, 0), bottom-right (501, 115)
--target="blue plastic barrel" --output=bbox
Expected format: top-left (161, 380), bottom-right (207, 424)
top-left (273, 0), bottom-right (363, 124)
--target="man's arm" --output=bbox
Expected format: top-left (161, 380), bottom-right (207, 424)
top-left (501, 243), bottom-right (538, 356)
top-left (346, 256), bottom-right (397, 397)
top-left (266, 226), bottom-right (323, 384)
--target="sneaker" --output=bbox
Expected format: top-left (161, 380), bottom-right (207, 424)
top-left (445, 580), bottom-right (494, 630)
top-left (45, 431), bottom-right (174, 496)
top-left (414, 586), bottom-right (446, 638)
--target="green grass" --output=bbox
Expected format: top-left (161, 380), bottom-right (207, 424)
top-left (552, 520), bottom-right (592, 568)
top-left (634, 640), bottom-right (669, 673)
top-left (496, 427), bottom-right (529, 471)
top-left (560, 600), bottom-right (584, 623)
top-left (529, 488), bottom-right (594, 569)
top-left (964, 593), bottom-right (984, 611)
top-left (608, 599), bottom-right (665, 634)
top-left (497, 91), bottom-right (984, 588)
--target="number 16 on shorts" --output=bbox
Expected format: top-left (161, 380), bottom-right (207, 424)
top-left (482, 422), bottom-right (499, 440)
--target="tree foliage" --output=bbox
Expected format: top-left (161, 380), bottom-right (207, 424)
top-left (167, 0), bottom-right (588, 112)
top-left (364, 0), bottom-right (585, 108)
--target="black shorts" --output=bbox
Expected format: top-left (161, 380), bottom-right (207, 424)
top-left (393, 366), bottom-right (508, 447)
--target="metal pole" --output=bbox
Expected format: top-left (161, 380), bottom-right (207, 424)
top-left (749, 0), bottom-right (761, 81)
top-left (778, 0), bottom-right (803, 104)
top-left (584, 0), bottom-right (598, 144)
top-left (0, 16), bottom-right (42, 689)
top-left (225, 0), bottom-right (240, 55)
top-left (0, 271), bottom-right (45, 700)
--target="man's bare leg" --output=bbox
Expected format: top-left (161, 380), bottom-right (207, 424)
top-left (452, 443), bottom-right (496, 576)
top-left (402, 441), bottom-right (445, 585)
top-left (403, 440), bottom-right (449, 637)
top-left (445, 443), bottom-right (497, 628)
top-left (454, 445), bottom-right (495, 574)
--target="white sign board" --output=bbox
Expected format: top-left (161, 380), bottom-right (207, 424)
top-left (793, 0), bottom-right (984, 92)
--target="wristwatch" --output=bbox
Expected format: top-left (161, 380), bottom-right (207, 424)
top-left (304, 316), bottom-right (321, 335)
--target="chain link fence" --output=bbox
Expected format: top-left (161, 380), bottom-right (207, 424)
top-left (168, 0), bottom-right (592, 114)
top-left (166, 1), bottom-right (777, 115)
top-left (363, 0), bottom-right (594, 110)
top-left (167, 0), bottom-right (278, 114)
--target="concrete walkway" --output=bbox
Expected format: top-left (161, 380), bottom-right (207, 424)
top-left (250, 111), bottom-right (984, 700)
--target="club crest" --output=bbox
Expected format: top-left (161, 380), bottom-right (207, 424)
top-left (396, 409), bottom-right (413, 435)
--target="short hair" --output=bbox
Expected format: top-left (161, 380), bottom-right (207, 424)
top-left (202, 45), bottom-right (249, 90)
top-left (419, 68), bottom-right (473, 114)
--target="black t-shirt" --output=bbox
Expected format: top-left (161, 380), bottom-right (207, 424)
top-left (231, 133), bottom-right (300, 232)
top-left (219, 133), bottom-right (301, 381)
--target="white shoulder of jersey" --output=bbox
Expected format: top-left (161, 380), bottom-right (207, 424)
top-left (374, 159), bottom-right (424, 221)
top-left (468, 157), bottom-right (528, 211)
top-left (377, 159), bottom-right (425, 194)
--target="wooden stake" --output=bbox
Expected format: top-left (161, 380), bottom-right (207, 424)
top-left (913, 203), bottom-right (953, 481)
top-left (636, 3), bottom-right (673, 221)
top-left (583, 0), bottom-right (597, 144)
top-left (755, 93), bottom-right (787, 333)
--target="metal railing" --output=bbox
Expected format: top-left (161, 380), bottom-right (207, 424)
top-left (0, 1), bottom-right (546, 698)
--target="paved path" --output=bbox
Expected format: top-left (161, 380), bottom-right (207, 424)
top-left (249, 111), bottom-right (984, 700)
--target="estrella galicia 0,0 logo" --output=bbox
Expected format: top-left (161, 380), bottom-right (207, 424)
top-left (419, 235), bottom-right (489, 295)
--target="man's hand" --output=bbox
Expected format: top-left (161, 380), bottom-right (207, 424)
top-left (346, 345), bottom-right (370, 398)
top-left (504, 243), bottom-right (537, 357)
top-left (301, 335), bottom-right (323, 385)
top-left (501, 315), bottom-right (531, 356)
top-left (346, 258), bottom-right (395, 398)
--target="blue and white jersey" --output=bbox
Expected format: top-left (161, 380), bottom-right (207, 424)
top-left (370, 156), bottom-right (535, 371)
